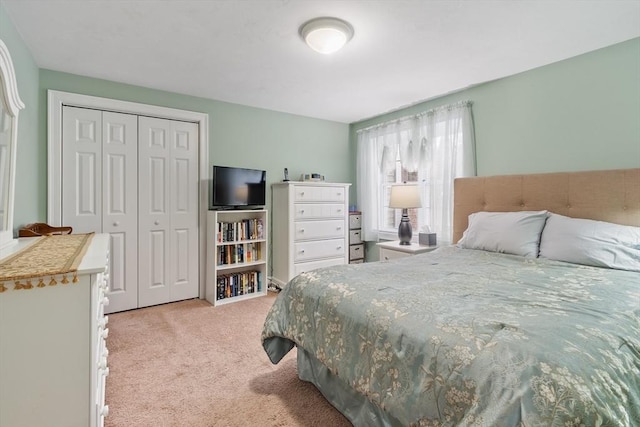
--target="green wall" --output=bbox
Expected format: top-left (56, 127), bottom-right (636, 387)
top-left (36, 77), bottom-right (351, 277)
top-left (3, 0), bottom-right (639, 235)
top-left (0, 3), bottom-right (41, 231)
top-left (351, 37), bottom-right (640, 185)
top-left (351, 38), bottom-right (639, 260)
top-left (39, 69), bottom-right (351, 217)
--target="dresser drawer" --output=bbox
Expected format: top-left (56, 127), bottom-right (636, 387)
top-left (349, 244), bottom-right (364, 260)
top-left (294, 203), bottom-right (345, 219)
top-left (349, 229), bottom-right (362, 244)
top-left (295, 220), bottom-right (345, 241)
top-left (294, 185), bottom-right (347, 203)
top-left (294, 239), bottom-right (345, 261)
top-left (294, 257), bottom-right (346, 276)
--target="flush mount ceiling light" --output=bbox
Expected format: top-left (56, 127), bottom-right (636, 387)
top-left (299, 17), bottom-right (354, 54)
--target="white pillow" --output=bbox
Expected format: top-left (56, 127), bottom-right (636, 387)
top-left (457, 211), bottom-right (549, 257)
top-left (539, 213), bottom-right (640, 272)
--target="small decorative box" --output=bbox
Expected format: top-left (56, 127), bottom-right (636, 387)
top-left (419, 232), bottom-right (437, 246)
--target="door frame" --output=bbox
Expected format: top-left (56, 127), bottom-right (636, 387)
top-left (47, 90), bottom-right (209, 299)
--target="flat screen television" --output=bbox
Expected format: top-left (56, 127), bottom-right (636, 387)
top-left (210, 165), bottom-right (266, 209)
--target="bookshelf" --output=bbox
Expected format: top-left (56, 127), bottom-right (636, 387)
top-left (205, 209), bottom-right (268, 306)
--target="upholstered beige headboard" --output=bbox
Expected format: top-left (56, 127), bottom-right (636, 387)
top-left (453, 168), bottom-right (640, 243)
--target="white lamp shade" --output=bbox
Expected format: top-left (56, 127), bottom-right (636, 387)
top-left (389, 184), bottom-right (422, 209)
top-left (300, 17), bottom-right (354, 54)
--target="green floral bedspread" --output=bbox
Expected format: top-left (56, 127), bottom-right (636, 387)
top-left (262, 246), bottom-right (640, 426)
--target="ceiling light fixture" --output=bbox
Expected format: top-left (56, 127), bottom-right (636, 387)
top-left (299, 17), bottom-right (354, 55)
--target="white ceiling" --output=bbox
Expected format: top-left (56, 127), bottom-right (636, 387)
top-left (3, 0), bottom-right (639, 123)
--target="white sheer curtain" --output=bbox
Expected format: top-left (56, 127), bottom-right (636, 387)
top-left (357, 127), bottom-right (382, 241)
top-left (356, 101), bottom-right (476, 244)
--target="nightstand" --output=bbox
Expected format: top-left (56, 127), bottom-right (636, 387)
top-left (376, 240), bottom-right (438, 261)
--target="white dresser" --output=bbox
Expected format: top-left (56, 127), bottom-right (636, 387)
top-left (0, 234), bottom-right (110, 427)
top-left (271, 181), bottom-right (351, 287)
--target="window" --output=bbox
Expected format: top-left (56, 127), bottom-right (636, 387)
top-left (378, 147), bottom-right (428, 241)
top-left (356, 101), bottom-right (475, 244)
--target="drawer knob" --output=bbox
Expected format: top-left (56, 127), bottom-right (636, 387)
top-left (113, 221), bottom-right (119, 227)
top-left (300, 209), bottom-right (305, 214)
top-left (337, 246), bottom-right (342, 250)
top-left (300, 249), bottom-right (305, 253)
top-left (337, 209), bottom-right (342, 213)
top-left (300, 229), bottom-right (305, 233)
top-left (337, 227), bottom-right (342, 230)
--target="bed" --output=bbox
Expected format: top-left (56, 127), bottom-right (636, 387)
top-left (262, 168), bottom-right (640, 426)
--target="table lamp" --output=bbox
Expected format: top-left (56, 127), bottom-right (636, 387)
top-left (389, 184), bottom-right (422, 245)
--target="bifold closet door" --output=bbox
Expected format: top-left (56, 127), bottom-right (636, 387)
top-left (61, 107), bottom-right (139, 313)
top-left (138, 116), bottom-right (199, 308)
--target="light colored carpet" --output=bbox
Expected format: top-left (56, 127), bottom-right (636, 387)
top-left (104, 293), bottom-right (351, 427)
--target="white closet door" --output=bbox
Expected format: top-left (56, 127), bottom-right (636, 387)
top-left (102, 111), bottom-right (138, 313)
top-left (62, 107), bottom-right (139, 313)
top-left (138, 117), bottom-right (199, 307)
top-left (169, 120), bottom-right (199, 301)
top-left (62, 106), bottom-right (102, 234)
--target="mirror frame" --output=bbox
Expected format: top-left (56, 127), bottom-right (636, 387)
top-left (0, 39), bottom-right (25, 250)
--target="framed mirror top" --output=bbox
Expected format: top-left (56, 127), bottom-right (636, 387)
top-left (0, 39), bottom-right (25, 250)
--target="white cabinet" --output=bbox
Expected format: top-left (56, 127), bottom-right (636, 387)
top-left (0, 234), bottom-right (110, 427)
top-left (271, 182), bottom-right (351, 287)
top-left (205, 209), bottom-right (268, 306)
